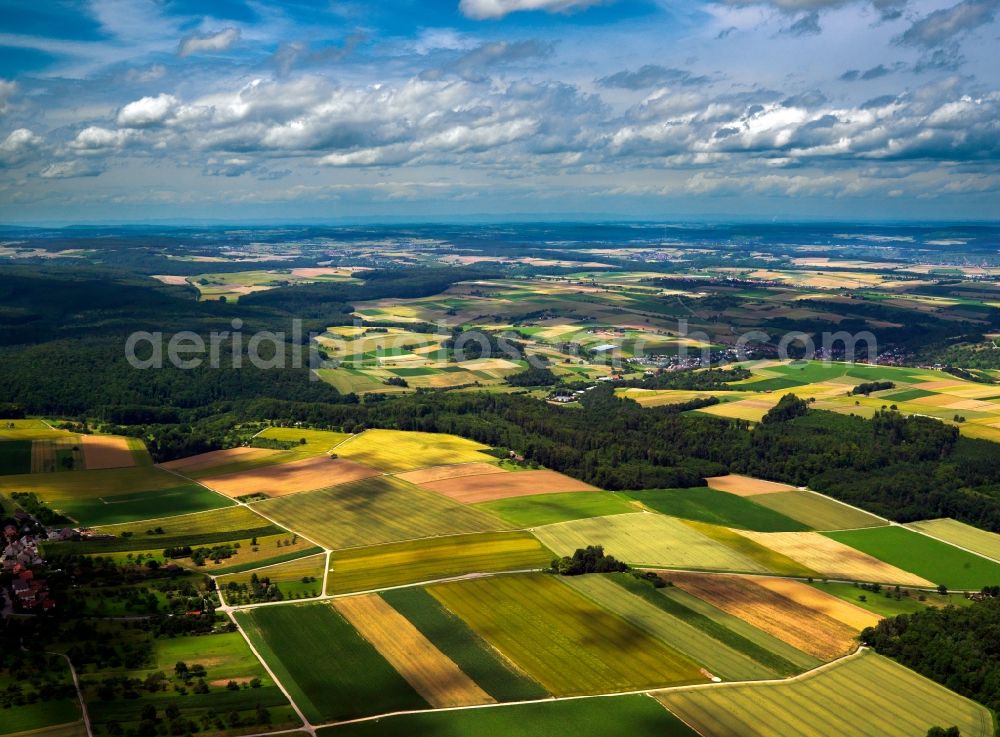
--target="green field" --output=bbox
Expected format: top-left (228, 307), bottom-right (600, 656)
top-left (0, 701), bottom-right (82, 736)
top-left (4, 723), bottom-right (88, 737)
top-left (905, 518), bottom-right (1000, 561)
top-left (428, 574), bottom-right (707, 696)
top-left (255, 427), bottom-right (351, 454)
top-left (626, 488), bottom-right (810, 532)
top-left (327, 531), bottom-right (553, 594)
top-left (565, 575), bottom-right (779, 681)
top-left (0, 465), bottom-right (190, 499)
top-left (475, 491), bottom-right (638, 527)
top-left (320, 694), bottom-right (700, 737)
top-left (256, 476), bottom-right (510, 551)
top-left (748, 490), bottom-right (886, 531)
top-left (236, 603), bottom-right (427, 722)
top-left (380, 587), bottom-right (548, 702)
top-left (657, 651), bottom-right (993, 737)
top-left (55, 484), bottom-right (233, 526)
top-left (532, 512), bottom-right (774, 573)
top-left (0, 440), bottom-right (31, 475)
top-left (334, 429), bottom-right (493, 472)
top-left (825, 526), bottom-right (1000, 590)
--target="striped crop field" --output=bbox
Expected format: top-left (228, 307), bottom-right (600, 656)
top-left (656, 651), bottom-right (993, 737)
top-left (747, 490), bottom-right (886, 531)
top-left (428, 573), bottom-right (708, 696)
top-left (905, 518), bottom-right (1000, 562)
top-left (326, 531), bottom-right (553, 594)
top-left (255, 476), bottom-right (511, 551)
top-left (564, 575), bottom-right (778, 681)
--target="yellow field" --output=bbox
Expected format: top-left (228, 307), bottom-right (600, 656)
top-left (335, 429), bottom-right (494, 472)
top-left (255, 427), bottom-right (351, 454)
top-left (333, 594), bottom-right (493, 708)
top-left (706, 475), bottom-right (797, 497)
top-left (0, 466), bottom-right (187, 501)
top-left (657, 651), bottom-right (993, 737)
top-left (734, 531), bottom-right (933, 586)
top-left (531, 512), bottom-right (771, 572)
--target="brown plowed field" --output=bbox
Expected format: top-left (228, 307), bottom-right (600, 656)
top-left (201, 455), bottom-right (380, 498)
top-left (417, 469), bottom-right (598, 504)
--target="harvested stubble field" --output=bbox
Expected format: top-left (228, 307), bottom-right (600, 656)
top-left (905, 518), bottom-right (1000, 561)
top-left (334, 594), bottom-right (493, 708)
top-left (705, 475), bottom-right (797, 497)
top-left (734, 530), bottom-right (933, 586)
top-left (656, 651), bottom-right (993, 737)
top-left (319, 694), bottom-right (701, 737)
top-left (413, 469), bottom-right (598, 504)
top-left (825, 525), bottom-right (1000, 590)
top-left (176, 532), bottom-right (321, 573)
top-left (326, 531), bottom-right (552, 594)
top-left (200, 455), bottom-right (380, 498)
top-left (335, 429), bottom-right (494, 472)
top-left (80, 435), bottom-right (135, 470)
top-left (747, 490), bottom-right (886, 531)
top-left (159, 447), bottom-right (281, 477)
top-left (664, 572), bottom-right (864, 661)
top-left (255, 476), bottom-right (511, 551)
top-left (565, 575), bottom-right (778, 681)
top-left (746, 576), bottom-right (880, 630)
top-left (380, 587), bottom-right (547, 702)
top-left (29, 437), bottom-right (82, 474)
top-left (428, 574), bottom-right (707, 696)
top-left (236, 603), bottom-right (427, 723)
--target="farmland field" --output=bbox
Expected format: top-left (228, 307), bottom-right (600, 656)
top-left (255, 476), bottom-right (511, 550)
top-left (411, 469), bottom-right (598, 503)
top-left (396, 462), bottom-right (504, 484)
top-left (825, 526), bottom-right (1000, 590)
top-left (428, 574), bottom-right (707, 696)
top-left (475, 490), bottom-right (639, 526)
top-left (333, 594), bottom-right (493, 708)
top-left (747, 490), bottom-right (886, 531)
top-left (735, 530), bottom-right (934, 586)
top-left (218, 553), bottom-right (326, 599)
top-left (564, 574), bottom-right (779, 681)
top-left (80, 434), bottom-right (135, 470)
top-left (5, 724), bottom-right (88, 737)
top-left (705, 475), bottom-right (797, 497)
top-left (235, 603), bottom-right (427, 723)
top-left (320, 694), bottom-right (700, 737)
top-left (531, 512), bottom-right (772, 572)
top-left (625, 487), bottom-right (810, 532)
top-left (0, 702), bottom-right (82, 736)
top-left (199, 455), bottom-right (380, 498)
top-left (664, 572), bottom-right (862, 660)
top-left (159, 447), bottom-right (283, 477)
top-left (807, 580), bottom-right (966, 617)
top-left (334, 429), bottom-right (494, 472)
top-left (320, 694), bottom-right (699, 737)
top-left (746, 576), bottom-right (880, 630)
top-left (57, 484), bottom-right (232, 526)
top-left (905, 518), bottom-right (1000, 561)
top-left (380, 586), bottom-right (547, 702)
top-left (657, 651), bottom-right (993, 737)
top-left (326, 531), bottom-right (552, 594)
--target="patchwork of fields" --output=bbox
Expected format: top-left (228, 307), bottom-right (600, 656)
top-left (6, 424), bottom-right (1000, 736)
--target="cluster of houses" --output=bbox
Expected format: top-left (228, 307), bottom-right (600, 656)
top-left (2, 522), bottom-right (55, 611)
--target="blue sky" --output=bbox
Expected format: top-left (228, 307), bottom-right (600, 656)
top-left (0, 0), bottom-right (997, 222)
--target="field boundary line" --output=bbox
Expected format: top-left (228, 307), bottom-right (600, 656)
top-left (47, 651), bottom-right (92, 737)
top-left (226, 611), bottom-right (316, 737)
top-left (216, 551), bottom-right (328, 579)
top-left (799, 487), bottom-right (890, 524)
top-left (225, 567), bottom-right (546, 611)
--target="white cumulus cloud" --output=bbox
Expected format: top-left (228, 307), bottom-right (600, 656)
top-left (459, 0), bottom-right (604, 20)
top-left (117, 94), bottom-right (178, 128)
